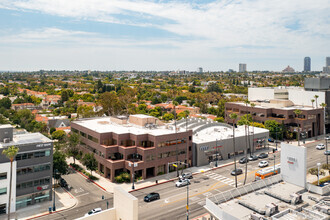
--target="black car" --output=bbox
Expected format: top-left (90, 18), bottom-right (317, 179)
top-left (59, 178), bottom-right (68, 187)
top-left (144, 192), bottom-right (160, 202)
top-left (248, 155), bottom-right (258, 161)
top-left (239, 157), bottom-right (248, 164)
top-left (231, 169), bottom-right (243, 176)
top-left (258, 153), bottom-right (268, 159)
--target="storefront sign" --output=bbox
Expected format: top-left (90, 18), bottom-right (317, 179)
top-left (287, 156), bottom-right (297, 164)
top-left (36, 143), bottom-right (52, 148)
top-left (200, 146), bottom-right (209, 151)
top-left (36, 185), bottom-right (49, 191)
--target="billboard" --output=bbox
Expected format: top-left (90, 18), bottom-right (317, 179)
top-left (280, 143), bottom-right (307, 188)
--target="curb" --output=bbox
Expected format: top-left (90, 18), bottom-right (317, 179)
top-left (24, 188), bottom-right (78, 220)
top-left (69, 165), bottom-right (107, 192)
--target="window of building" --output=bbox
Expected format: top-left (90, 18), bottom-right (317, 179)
top-left (0, 204), bottom-right (6, 215)
top-left (189, 136), bottom-right (192, 141)
top-left (0, 173), bottom-right (7, 180)
top-left (0, 188), bottom-right (6, 195)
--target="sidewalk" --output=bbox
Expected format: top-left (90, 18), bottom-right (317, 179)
top-left (66, 146), bottom-right (278, 193)
top-left (13, 186), bottom-right (77, 220)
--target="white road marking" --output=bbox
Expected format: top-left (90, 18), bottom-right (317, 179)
top-left (75, 192), bottom-right (90, 198)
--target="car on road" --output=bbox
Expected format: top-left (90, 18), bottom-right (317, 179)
top-left (239, 157), bottom-right (248, 164)
top-left (326, 136), bottom-right (330, 140)
top-left (84, 208), bottom-right (102, 217)
top-left (59, 178), bottom-right (68, 188)
top-left (248, 155), bottom-right (258, 161)
top-left (175, 179), bottom-right (190, 187)
top-left (144, 192), bottom-right (160, 202)
top-left (258, 160), bottom-right (269, 168)
top-left (179, 172), bottom-right (193, 180)
top-left (258, 153), bottom-right (268, 159)
top-left (316, 143), bottom-right (325, 150)
top-left (324, 150), bottom-right (330, 155)
top-left (231, 169), bottom-right (243, 176)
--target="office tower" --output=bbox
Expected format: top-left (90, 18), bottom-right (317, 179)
top-left (198, 67), bottom-right (203, 73)
top-left (323, 57), bottom-right (330, 73)
top-left (239, 63), bottom-right (247, 72)
top-left (327, 57), bottom-right (330, 67)
top-left (304, 57), bottom-right (311, 72)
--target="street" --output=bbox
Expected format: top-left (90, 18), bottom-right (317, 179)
top-left (37, 167), bottom-right (113, 220)
top-left (132, 139), bottom-right (328, 220)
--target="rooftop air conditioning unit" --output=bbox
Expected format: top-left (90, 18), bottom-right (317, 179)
top-left (250, 212), bottom-right (265, 220)
top-left (3, 138), bottom-right (10, 143)
top-left (290, 193), bottom-right (302, 205)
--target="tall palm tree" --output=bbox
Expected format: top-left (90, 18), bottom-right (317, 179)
top-left (294, 109), bottom-right (302, 146)
top-left (2, 146), bottom-right (19, 220)
top-left (229, 113), bottom-right (238, 188)
top-left (311, 99), bottom-right (315, 109)
top-left (314, 95), bottom-right (319, 108)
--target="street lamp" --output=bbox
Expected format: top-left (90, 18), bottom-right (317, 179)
top-left (326, 137), bottom-right (329, 166)
top-left (53, 169), bottom-right (57, 211)
top-left (129, 162), bottom-right (138, 190)
top-left (317, 163), bottom-right (321, 186)
top-left (180, 161), bottom-right (190, 220)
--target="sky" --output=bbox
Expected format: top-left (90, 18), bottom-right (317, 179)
top-left (0, 0), bottom-right (329, 72)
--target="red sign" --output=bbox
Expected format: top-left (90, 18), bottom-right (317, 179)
top-left (37, 186), bottom-right (42, 191)
top-left (287, 161), bottom-right (294, 164)
top-left (213, 146), bottom-right (222, 149)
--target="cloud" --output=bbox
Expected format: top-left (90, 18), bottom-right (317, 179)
top-left (0, 0), bottom-right (329, 71)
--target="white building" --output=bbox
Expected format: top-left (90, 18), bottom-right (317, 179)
top-left (248, 87), bottom-right (325, 108)
top-left (239, 63), bottom-right (247, 72)
top-left (0, 161), bottom-right (17, 215)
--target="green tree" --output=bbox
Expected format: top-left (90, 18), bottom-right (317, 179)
top-left (163, 113), bottom-right (174, 121)
top-left (50, 127), bottom-right (56, 135)
top-left (311, 99), bottom-right (315, 108)
top-left (214, 117), bottom-right (224, 123)
top-left (77, 105), bottom-right (95, 118)
top-left (98, 91), bottom-right (122, 116)
top-left (206, 82), bottom-right (222, 93)
top-left (67, 132), bottom-right (80, 164)
top-left (2, 146), bottom-right (19, 220)
top-left (237, 114), bottom-right (252, 125)
top-left (53, 150), bottom-right (68, 178)
top-left (82, 153), bottom-right (97, 176)
top-left (0, 97), bottom-right (11, 109)
top-left (51, 130), bottom-right (66, 141)
top-left (314, 95), bottom-right (319, 108)
top-left (264, 120), bottom-right (282, 139)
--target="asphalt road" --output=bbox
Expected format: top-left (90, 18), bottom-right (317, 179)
top-left (37, 167), bottom-right (113, 220)
top-left (132, 139), bottom-right (329, 220)
top-left (34, 139), bottom-right (328, 220)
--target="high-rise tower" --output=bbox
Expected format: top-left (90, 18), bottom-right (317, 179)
top-left (304, 57), bottom-right (311, 72)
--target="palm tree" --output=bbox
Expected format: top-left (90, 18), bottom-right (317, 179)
top-left (2, 146), bottom-right (19, 220)
top-left (311, 99), bottom-right (315, 109)
top-left (229, 113), bottom-right (238, 188)
top-left (294, 109), bottom-right (302, 146)
top-left (314, 95), bottom-right (319, 108)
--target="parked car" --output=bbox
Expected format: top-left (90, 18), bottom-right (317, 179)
top-left (239, 157), bottom-right (248, 164)
top-left (179, 172), bottom-right (193, 180)
top-left (84, 208), bottom-right (102, 216)
top-left (324, 150), bottom-right (330, 155)
top-left (258, 153), bottom-right (268, 159)
top-left (175, 179), bottom-right (190, 187)
top-left (316, 144), bottom-right (325, 150)
top-left (144, 192), bottom-right (160, 202)
top-left (231, 169), bottom-right (243, 176)
top-left (258, 160), bottom-right (269, 168)
top-left (248, 155), bottom-right (258, 161)
top-left (326, 136), bottom-right (330, 140)
top-left (268, 138), bottom-right (274, 142)
top-left (59, 178), bottom-right (68, 188)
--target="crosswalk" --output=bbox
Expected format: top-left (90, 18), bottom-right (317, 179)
top-left (203, 172), bottom-right (242, 187)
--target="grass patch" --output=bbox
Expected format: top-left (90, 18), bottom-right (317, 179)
top-left (311, 175), bottom-right (330, 185)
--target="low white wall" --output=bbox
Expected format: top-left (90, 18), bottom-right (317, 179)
top-left (306, 183), bottom-right (330, 195)
top-left (77, 208), bottom-right (116, 220)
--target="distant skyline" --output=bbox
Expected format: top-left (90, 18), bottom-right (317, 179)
top-left (0, 0), bottom-right (329, 72)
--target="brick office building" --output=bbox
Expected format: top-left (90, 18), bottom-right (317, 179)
top-left (71, 115), bottom-right (193, 182)
top-left (225, 100), bottom-right (324, 138)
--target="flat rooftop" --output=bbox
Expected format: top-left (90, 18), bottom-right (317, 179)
top-left (229, 101), bottom-right (314, 110)
top-left (0, 133), bottom-right (52, 148)
top-left (194, 125), bottom-right (268, 144)
top-left (72, 117), bottom-right (179, 136)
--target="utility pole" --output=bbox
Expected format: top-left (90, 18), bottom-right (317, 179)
top-left (53, 169), bottom-right (57, 211)
top-left (275, 127), bottom-right (278, 151)
top-left (215, 139), bottom-right (218, 167)
top-left (273, 155), bottom-right (276, 174)
top-left (326, 138), bottom-right (328, 166)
